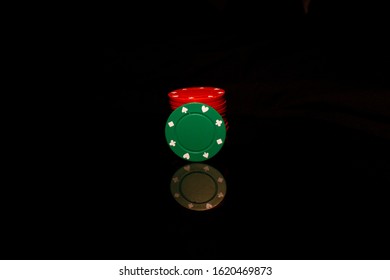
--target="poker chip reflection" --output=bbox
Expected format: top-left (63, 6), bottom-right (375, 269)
top-left (170, 163), bottom-right (227, 211)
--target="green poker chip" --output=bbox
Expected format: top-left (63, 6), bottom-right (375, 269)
top-left (170, 163), bottom-right (227, 211)
top-left (165, 102), bottom-right (226, 162)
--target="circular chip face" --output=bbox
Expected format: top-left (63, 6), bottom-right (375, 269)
top-left (170, 163), bottom-right (227, 211)
top-left (165, 102), bottom-right (226, 162)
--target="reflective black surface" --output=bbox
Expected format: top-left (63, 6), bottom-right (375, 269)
top-left (10, 82), bottom-right (386, 260)
top-left (4, 0), bottom-right (389, 260)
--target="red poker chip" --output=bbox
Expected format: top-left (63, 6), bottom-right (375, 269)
top-left (169, 99), bottom-right (226, 107)
top-left (168, 87), bottom-right (225, 102)
top-left (169, 99), bottom-right (227, 109)
top-left (169, 96), bottom-right (226, 104)
top-left (169, 102), bottom-right (227, 112)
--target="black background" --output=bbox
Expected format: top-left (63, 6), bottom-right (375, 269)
top-left (4, 0), bottom-right (389, 260)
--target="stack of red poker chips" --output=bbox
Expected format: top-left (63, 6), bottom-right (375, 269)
top-left (167, 87), bottom-right (229, 130)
